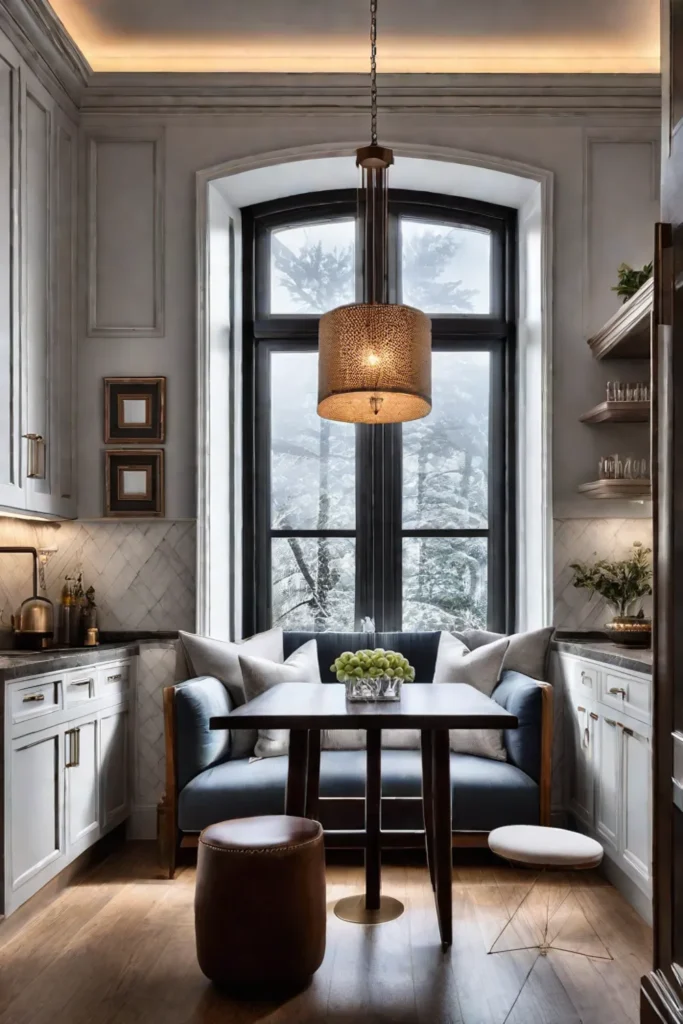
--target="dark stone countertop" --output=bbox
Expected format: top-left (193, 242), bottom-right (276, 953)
top-left (0, 632), bottom-right (178, 683)
top-left (552, 638), bottom-right (652, 676)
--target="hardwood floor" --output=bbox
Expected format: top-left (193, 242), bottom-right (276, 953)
top-left (0, 843), bottom-right (651, 1024)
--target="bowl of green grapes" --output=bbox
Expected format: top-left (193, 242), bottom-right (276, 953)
top-left (331, 649), bottom-right (416, 702)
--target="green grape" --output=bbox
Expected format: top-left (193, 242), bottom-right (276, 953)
top-left (385, 668), bottom-right (395, 678)
top-left (336, 670), bottom-right (346, 682)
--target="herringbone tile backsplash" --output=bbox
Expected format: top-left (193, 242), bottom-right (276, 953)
top-left (0, 517), bottom-right (195, 636)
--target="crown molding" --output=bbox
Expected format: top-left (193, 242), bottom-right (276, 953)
top-left (81, 72), bottom-right (661, 120)
top-left (0, 0), bottom-right (90, 113)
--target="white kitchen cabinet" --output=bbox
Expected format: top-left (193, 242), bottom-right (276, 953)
top-left (65, 715), bottom-right (100, 857)
top-left (3, 656), bottom-right (134, 916)
top-left (566, 697), bottom-right (595, 826)
top-left (552, 650), bottom-right (652, 921)
top-left (621, 715), bottom-right (652, 887)
top-left (594, 710), bottom-right (620, 855)
top-left (99, 704), bottom-right (131, 831)
top-left (0, 32), bottom-right (77, 518)
top-left (9, 724), bottom-right (64, 897)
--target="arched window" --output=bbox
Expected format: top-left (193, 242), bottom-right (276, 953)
top-left (242, 189), bottom-right (516, 634)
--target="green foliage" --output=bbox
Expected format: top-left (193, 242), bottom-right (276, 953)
top-left (330, 649), bottom-right (416, 683)
top-left (570, 542), bottom-right (653, 617)
top-left (612, 261), bottom-right (653, 304)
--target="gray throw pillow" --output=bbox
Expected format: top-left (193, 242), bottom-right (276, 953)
top-left (453, 626), bottom-right (554, 681)
top-left (239, 639), bottom-right (321, 758)
top-left (322, 728), bottom-right (421, 751)
top-left (433, 632), bottom-right (510, 761)
top-left (179, 627), bottom-right (284, 758)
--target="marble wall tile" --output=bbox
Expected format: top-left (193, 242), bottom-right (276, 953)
top-left (553, 518), bottom-right (653, 629)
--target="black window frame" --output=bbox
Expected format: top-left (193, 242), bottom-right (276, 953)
top-left (242, 188), bottom-right (517, 635)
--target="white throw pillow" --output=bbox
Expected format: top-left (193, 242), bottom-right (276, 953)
top-left (179, 627), bottom-right (284, 758)
top-left (433, 632), bottom-right (510, 761)
top-left (452, 626), bottom-right (554, 681)
top-left (239, 639), bottom-right (321, 758)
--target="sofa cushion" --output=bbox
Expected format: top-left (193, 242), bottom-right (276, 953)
top-left (493, 670), bottom-right (543, 783)
top-left (283, 631), bottom-right (441, 684)
top-left (179, 627), bottom-right (284, 758)
top-left (239, 639), bottom-right (321, 757)
top-left (174, 676), bottom-right (234, 791)
top-left (453, 626), bottom-right (554, 681)
top-left (177, 748), bottom-right (539, 834)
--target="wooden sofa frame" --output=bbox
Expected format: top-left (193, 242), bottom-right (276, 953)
top-left (157, 681), bottom-right (553, 879)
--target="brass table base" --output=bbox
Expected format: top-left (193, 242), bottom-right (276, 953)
top-left (334, 894), bottom-right (404, 925)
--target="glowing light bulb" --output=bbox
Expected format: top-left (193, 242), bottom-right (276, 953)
top-left (366, 352), bottom-right (380, 367)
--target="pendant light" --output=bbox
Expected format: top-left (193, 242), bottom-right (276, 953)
top-left (317, 0), bottom-right (432, 424)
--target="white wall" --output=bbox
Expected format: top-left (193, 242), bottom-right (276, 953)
top-left (77, 82), bottom-right (660, 526)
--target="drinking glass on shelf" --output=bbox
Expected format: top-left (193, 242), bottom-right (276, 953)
top-left (615, 382), bottom-right (627, 402)
top-left (606, 381), bottom-right (615, 402)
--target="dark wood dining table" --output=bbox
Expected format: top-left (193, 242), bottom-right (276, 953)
top-left (210, 682), bottom-right (517, 947)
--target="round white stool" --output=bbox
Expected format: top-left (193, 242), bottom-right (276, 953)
top-left (487, 825), bottom-right (610, 959)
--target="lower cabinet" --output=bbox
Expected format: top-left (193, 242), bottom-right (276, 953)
top-left (553, 652), bottom-right (652, 921)
top-left (4, 659), bottom-right (134, 916)
top-left (99, 704), bottom-right (131, 831)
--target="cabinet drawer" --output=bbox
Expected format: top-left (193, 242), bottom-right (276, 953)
top-left (561, 656), bottom-right (600, 697)
top-left (96, 663), bottom-right (131, 701)
top-left (64, 671), bottom-right (96, 707)
top-left (600, 671), bottom-right (651, 723)
top-left (10, 676), bottom-right (62, 726)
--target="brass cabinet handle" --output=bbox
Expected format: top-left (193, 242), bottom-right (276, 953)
top-left (605, 718), bottom-right (618, 726)
top-left (107, 673), bottom-right (122, 682)
top-left (71, 680), bottom-right (91, 687)
top-left (577, 705), bottom-right (586, 713)
top-left (622, 726), bottom-right (634, 737)
top-left (22, 433), bottom-right (46, 479)
top-left (608, 687), bottom-right (627, 697)
top-left (23, 693), bottom-right (45, 703)
top-left (65, 727), bottom-right (81, 768)
top-left (590, 712), bottom-right (599, 720)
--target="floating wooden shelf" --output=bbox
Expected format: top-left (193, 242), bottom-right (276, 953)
top-left (578, 479), bottom-right (651, 500)
top-left (580, 400), bottom-right (650, 424)
top-left (587, 278), bottom-right (653, 360)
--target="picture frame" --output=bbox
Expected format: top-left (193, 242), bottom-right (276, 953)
top-left (104, 376), bottom-right (166, 444)
top-left (105, 449), bottom-right (165, 517)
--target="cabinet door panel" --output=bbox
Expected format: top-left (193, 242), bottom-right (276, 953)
top-left (66, 719), bottom-right (100, 851)
top-left (621, 722), bottom-right (652, 884)
top-left (100, 705), bottom-right (130, 830)
top-left (595, 714), bottom-right (620, 852)
top-left (0, 54), bottom-right (23, 508)
top-left (24, 88), bottom-right (50, 510)
top-left (10, 728), bottom-right (62, 888)
top-left (567, 699), bottom-right (594, 824)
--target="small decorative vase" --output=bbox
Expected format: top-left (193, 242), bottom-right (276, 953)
top-left (344, 676), bottom-right (403, 702)
top-left (603, 615), bottom-right (652, 649)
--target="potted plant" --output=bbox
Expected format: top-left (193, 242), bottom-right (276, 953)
top-left (612, 261), bottom-right (653, 303)
top-left (570, 542), bottom-right (653, 647)
top-left (331, 648), bottom-right (416, 702)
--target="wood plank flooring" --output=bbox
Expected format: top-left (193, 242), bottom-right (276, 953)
top-left (0, 843), bottom-right (651, 1024)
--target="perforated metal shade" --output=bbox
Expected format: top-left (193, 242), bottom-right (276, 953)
top-left (317, 302), bottom-right (432, 424)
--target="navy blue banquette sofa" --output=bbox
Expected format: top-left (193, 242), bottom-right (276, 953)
top-left (159, 631), bottom-right (552, 877)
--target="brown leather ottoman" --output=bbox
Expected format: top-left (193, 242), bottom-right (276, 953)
top-left (195, 815), bottom-right (326, 990)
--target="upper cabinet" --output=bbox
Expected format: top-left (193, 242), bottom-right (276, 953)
top-left (0, 34), bottom-right (77, 519)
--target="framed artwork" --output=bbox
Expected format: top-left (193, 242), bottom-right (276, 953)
top-left (104, 377), bottom-right (166, 443)
top-left (105, 449), bottom-right (165, 517)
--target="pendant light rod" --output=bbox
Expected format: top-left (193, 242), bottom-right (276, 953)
top-left (370, 0), bottom-right (378, 147)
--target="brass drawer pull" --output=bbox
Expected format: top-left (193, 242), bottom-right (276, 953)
top-left (590, 712), bottom-right (599, 720)
top-left (65, 727), bottom-right (81, 768)
top-left (608, 687), bottom-right (627, 697)
top-left (605, 718), bottom-right (618, 726)
top-left (622, 726), bottom-right (634, 736)
top-left (577, 705), bottom-right (586, 713)
top-left (107, 673), bottom-right (122, 682)
top-left (71, 680), bottom-right (91, 687)
top-left (22, 693), bottom-right (45, 703)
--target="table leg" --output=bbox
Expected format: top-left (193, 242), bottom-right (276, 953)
top-left (420, 729), bottom-right (436, 892)
top-left (285, 729), bottom-right (309, 817)
top-left (305, 729), bottom-right (321, 820)
top-left (432, 729), bottom-right (452, 948)
top-left (365, 729), bottom-right (382, 911)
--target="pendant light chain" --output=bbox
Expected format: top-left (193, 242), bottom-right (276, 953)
top-left (370, 0), bottom-right (378, 146)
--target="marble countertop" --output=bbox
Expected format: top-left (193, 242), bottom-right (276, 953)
top-left (0, 633), bottom-right (177, 683)
top-left (552, 639), bottom-right (652, 675)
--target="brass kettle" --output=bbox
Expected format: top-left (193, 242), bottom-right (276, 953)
top-left (0, 546), bottom-right (54, 648)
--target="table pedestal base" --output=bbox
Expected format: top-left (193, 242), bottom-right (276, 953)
top-left (333, 894), bottom-right (404, 925)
